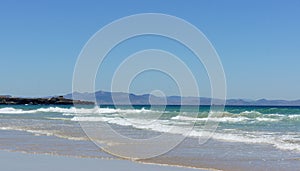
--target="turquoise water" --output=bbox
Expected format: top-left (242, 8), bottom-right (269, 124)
top-left (0, 105), bottom-right (299, 170)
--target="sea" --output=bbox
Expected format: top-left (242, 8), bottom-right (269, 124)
top-left (0, 104), bottom-right (299, 171)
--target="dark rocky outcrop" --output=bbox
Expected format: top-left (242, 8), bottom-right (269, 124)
top-left (0, 96), bottom-right (94, 105)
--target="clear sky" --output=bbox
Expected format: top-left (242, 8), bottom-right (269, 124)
top-left (0, 0), bottom-right (299, 100)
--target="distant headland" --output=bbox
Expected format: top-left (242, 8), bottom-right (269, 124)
top-left (0, 96), bottom-right (94, 105)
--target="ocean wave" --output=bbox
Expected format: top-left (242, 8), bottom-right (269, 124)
top-left (71, 116), bottom-right (133, 126)
top-left (1, 106), bottom-right (300, 124)
top-left (37, 107), bottom-right (118, 114)
top-left (205, 131), bottom-right (300, 152)
top-left (172, 110), bottom-right (300, 123)
top-left (255, 117), bottom-right (280, 122)
top-left (71, 115), bottom-right (300, 152)
top-left (287, 115), bottom-right (300, 120)
top-left (171, 115), bottom-right (250, 123)
top-left (171, 115), bottom-right (282, 123)
top-left (69, 109), bottom-right (300, 152)
top-left (1, 108), bottom-right (300, 153)
top-left (0, 107), bottom-right (37, 114)
top-left (0, 106), bottom-right (155, 115)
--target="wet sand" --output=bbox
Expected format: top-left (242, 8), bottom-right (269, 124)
top-left (0, 150), bottom-right (208, 171)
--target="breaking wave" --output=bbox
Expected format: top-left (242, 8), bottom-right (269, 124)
top-left (1, 106), bottom-right (300, 152)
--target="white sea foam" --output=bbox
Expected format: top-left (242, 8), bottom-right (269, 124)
top-left (171, 115), bottom-right (283, 123)
top-left (71, 116), bottom-right (132, 126)
top-left (37, 107), bottom-right (118, 114)
top-left (255, 117), bottom-right (280, 122)
top-left (0, 106), bottom-right (155, 115)
top-left (71, 113), bottom-right (300, 152)
top-left (171, 115), bottom-right (250, 123)
top-left (0, 126), bottom-right (54, 136)
top-left (265, 114), bottom-right (286, 117)
top-left (240, 110), bottom-right (262, 115)
top-left (1, 106), bottom-right (300, 152)
top-left (0, 126), bottom-right (87, 141)
top-left (0, 107), bottom-right (36, 114)
top-left (208, 132), bottom-right (300, 152)
top-left (288, 115), bottom-right (300, 119)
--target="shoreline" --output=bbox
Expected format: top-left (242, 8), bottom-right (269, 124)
top-left (0, 149), bottom-right (211, 171)
top-left (0, 128), bottom-right (218, 171)
top-left (135, 160), bottom-right (221, 171)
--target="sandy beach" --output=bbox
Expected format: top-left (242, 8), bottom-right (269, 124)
top-left (0, 150), bottom-right (207, 171)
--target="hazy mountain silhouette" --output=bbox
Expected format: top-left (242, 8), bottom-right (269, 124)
top-left (63, 91), bottom-right (300, 106)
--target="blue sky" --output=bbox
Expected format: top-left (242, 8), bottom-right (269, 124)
top-left (0, 0), bottom-right (299, 100)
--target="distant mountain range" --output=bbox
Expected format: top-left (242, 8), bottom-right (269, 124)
top-left (63, 91), bottom-right (300, 106)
